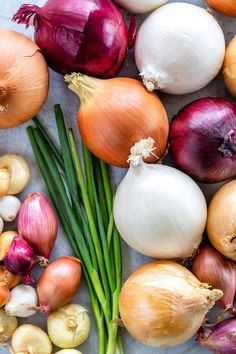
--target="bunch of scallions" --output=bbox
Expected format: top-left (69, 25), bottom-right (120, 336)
top-left (27, 104), bottom-right (122, 354)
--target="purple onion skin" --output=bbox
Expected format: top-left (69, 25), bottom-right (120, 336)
top-left (198, 318), bottom-right (236, 354)
top-left (170, 97), bottom-right (236, 183)
top-left (13, 0), bottom-right (128, 77)
top-left (3, 236), bottom-right (36, 284)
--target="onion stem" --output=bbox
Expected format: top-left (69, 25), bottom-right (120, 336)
top-left (27, 105), bottom-right (122, 354)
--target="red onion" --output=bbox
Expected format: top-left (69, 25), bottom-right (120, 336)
top-left (198, 318), bottom-right (236, 353)
top-left (18, 193), bottom-right (58, 265)
top-left (169, 97), bottom-right (236, 183)
top-left (13, 0), bottom-right (130, 77)
top-left (192, 245), bottom-right (236, 312)
top-left (3, 236), bottom-right (36, 284)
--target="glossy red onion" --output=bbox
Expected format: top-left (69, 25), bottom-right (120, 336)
top-left (13, 0), bottom-right (129, 77)
top-left (169, 97), bottom-right (236, 183)
top-left (3, 236), bottom-right (36, 284)
top-left (198, 318), bottom-right (236, 353)
top-left (192, 244), bottom-right (236, 312)
top-left (37, 256), bottom-right (82, 314)
top-left (18, 193), bottom-right (58, 264)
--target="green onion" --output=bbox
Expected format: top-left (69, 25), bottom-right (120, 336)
top-left (27, 105), bottom-right (123, 354)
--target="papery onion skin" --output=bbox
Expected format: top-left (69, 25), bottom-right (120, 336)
top-left (18, 192), bottom-right (58, 261)
top-left (198, 318), bottom-right (236, 354)
top-left (223, 35), bottom-right (236, 97)
top-left (119, 261), bottom-right (223, 348)
top-left (66, 74), bottom-right (169, 167)
top-left (135, 2), bottom-right (225, 94)
top-left (13, 0), bottom-right (128, 78)
top-left (37, 256), bottom-right (82, 314)
top-left (205, 0), bottom-right (236, 17)
top-left (207, 180), bottom-right (236, 261)
top-left (114, 160), bottom-right (207, 258)
top-left (170, 97), bottom-right (236, 183)
top-left (114, 0), bottom-right (167, 14)
top-left (0, 29), bottom-right (49, 129)
top-left (192, 245), bottom-right (236, 310)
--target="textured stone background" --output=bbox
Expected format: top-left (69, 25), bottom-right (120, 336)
top-left (0, 0), bottom-right (235, 353)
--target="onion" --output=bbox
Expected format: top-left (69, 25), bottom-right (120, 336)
top-left (0, 308), bottom-right (18, 343)
top-left (0, 29), bottom-right (48, 129)
top-left (65, 74), bottom-right (169, 167)
top-left (0, 231), bottom-right (17, 261)
top-left (13, 0), bottom-right (130, 78)
top-left (114, 0), bottom-right (166, 14)
top-left (0, 266), bottom-right (20, 290)
top-left (192, 245), bottom-right (236, 311)
top-left (0, 284), bottom-right (10, 308)
top-left (47, 304), bottom-right (90, 348)
top-left (114, 138), bottom-right (207, 258)
top-left (207, 180), bottom-right (236, 261)
top-left (5, 284), bottom-right (38, 318)
top-left (170, 97), bottom-right (236, 183)
top-left (119, 260), bottom-right (223, 348)
top-left (198, 318), bottom-right (236, 353)
top-left (11, 324), bottom-right (52, 354)
top-left (223, 35), bottom-right (236, 97)
top-left (135, 2), bottom-right (225, 94)
top-left (37, 256), bottom-right (82, 314)
top-left (0, 154), bottom-right (30, 195)
top-left (18, 192), bottom-right (58, 264)
top-left (205, 0), bottom-right (236, 17)
top-left (3, 236), bottom-right (36, 284)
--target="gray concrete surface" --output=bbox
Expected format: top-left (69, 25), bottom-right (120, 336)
top-left (0, 0), bottom-right (235, 353)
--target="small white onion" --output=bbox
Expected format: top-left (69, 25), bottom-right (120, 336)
top-left (114, 0), bottom-right (166, 14)
top-left (5, 284), bottom-right (38, 317)
top-left (114, 138), bottom-right (207, 259)
top-left (135, 2), bottom-right (225, 94)
top-left (0, 195), bottom-right (21, 222)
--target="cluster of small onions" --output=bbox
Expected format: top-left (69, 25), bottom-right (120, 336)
top-left (0, 155), bottom-right (90, 352)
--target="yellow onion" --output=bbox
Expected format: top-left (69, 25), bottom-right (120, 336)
top-left (0, 29), bottom-right (49, 128)
top-left (65, 73), bottom-right (169, 167)
top-left (207, 180), bottom-right (236, 261)
top-left (0, 308), bottom-right (18, 343)
top-left (119, 260), bottom-right (223, 348)
top-left (223, 35), bottom-right (236, 97)
top-left (205, 0), bottom-right (236, 17)
top-left (0, 266), bottom-right (20, 290)
top-left (0, 230), bottom-right (17, 260)
top-left (0, 283), bottom-right (10, 308)
top-left (37, 256), bottom-right (82, 313)
top-left (0, 167), bottom-right (11, 196)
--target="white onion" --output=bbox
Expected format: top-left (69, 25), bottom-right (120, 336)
top-left (114, 0), bottom-right (166, 14)
top-left (5, 284), bottom-right (38, 317)
top-left (135, 2), bottom-right (225, 94)
top-left (114, 138), bottom-right (207, 258)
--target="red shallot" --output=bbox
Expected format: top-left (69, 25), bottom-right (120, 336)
top-left (3, 236), bottom-right (36, 284)
top-left (18, 192), bottom-right (58, 265)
